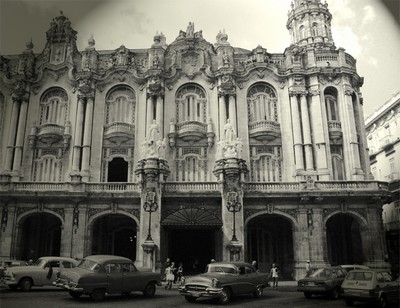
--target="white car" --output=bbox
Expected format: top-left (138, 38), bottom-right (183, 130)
top-left (3, 256), bottom-right (79, 291)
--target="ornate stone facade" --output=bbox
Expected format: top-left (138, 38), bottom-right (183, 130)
top-left (0, 2), bottom-right (392, 279)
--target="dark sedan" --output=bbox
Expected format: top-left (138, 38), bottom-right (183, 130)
top-left (297, 267), bottom-right (347, 299)
top-left (179, 261), bottom-right (269, 304)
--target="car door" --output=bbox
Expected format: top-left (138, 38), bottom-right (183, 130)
top-left (41, 260), bottom-right (60, 285)
top-left (105, 262), bottom-right (123, 294)
top-left (235, 265), bottom-right (256, 295)
top-left (122, 263), bottom-right (142, 292)
top-left (381, 272), bottom-right (399, 301)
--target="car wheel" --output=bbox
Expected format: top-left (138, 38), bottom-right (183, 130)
top-left (218, 287), bottom-right (231, 305)
top-left (377, 295), bottom-right (387, 308)
top-left (19, 278), bottom-right (33, 292)
top-left (90, 288), bottom-right (106, 301)
top-left (330, 287), bottom-right (340, 300)
top-left (345, 299), bottom-right (354, 306)
top-left (143, 282), bottom-right (156, 297)
top-left (304, 292), bottom-right (312, 299)
top-left (69, 291), bottom-right (82, 299)
top-left (253, 286), bottom-right (263, 298)
top-left (185, 295), bottom-right (197, 302)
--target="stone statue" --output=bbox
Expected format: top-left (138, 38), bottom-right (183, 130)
top-left (224, 119), bottom-right (236, 144)
top-left (186, 22), bottom-right (194, 37)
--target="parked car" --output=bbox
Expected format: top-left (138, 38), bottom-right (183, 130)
top-left (0, 260), bottom-right (27, 282)
top-left (54, 255), bottom-right (162, 301)
top-left (341, 269), bottom-right (400, 307)
top-left (297, 266), bottom-right (347, 299)
top-left (178, 261), bottom-right (269, 304)
top-left (339, 264), bottom-right (369, 273)
top-left (2, 256), bottom-right (79, 291)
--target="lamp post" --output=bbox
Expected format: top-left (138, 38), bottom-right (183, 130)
top-left (143, 191), bottom-right (158, 241)
top-left (226, 191), bottom-right (241, 242)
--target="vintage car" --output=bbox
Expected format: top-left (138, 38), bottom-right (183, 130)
top-left (2, 256), bottom-right (79, 291)
top-left (54, 255), bottom-right (162, 301)
top-left (178, 261), bottom-right (269, 304)
top-left (0, 260), bottom-right (27, 283)
top-left (341, 269), bottom-right (399, 307)
top-left (297, 266), bottom-right (347, 299)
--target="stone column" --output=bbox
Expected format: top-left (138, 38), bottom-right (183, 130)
top-left (228, 95), bottom-right (236, 133)
top-left (0, 205), bottom-right (15, 258)
top-left (71, 97), bottom-right (85, 173)
top-left (290, 93), bottom-right (304, 171)
top-left (3, 100), bottom-right (20, 172)
top-left (81, 97), bottom-right (94, 179)
top-left (11, 99), bottom-right (29, 177)
top-left (219, 95), bottom-right (226, 139)
top-left (300, 94), bottom-right (314, 171)
top-left (60, 208), bottom-right (74, 257)
top-left (342, 89), bottom-right (363, 179)
top-left (309, 89), bottom-right (329, 179)
top-left (156, 96), bottom-right (163, 136)
top-left (146, 96), bottom-right (153, 138)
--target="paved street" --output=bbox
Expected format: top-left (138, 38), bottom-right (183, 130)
top-left (1, 282), bottom-right (397, 308)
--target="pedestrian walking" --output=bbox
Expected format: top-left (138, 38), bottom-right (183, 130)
top-left (164, 263), bottom-right (174, 290)
top-left (305, 260), bottom-right (312, 277)
top-left (252, 260), bottom-right (258, 270)
top-left (268, 263), bottom-right (279, 288)
top-left (176, 262), bottom-right (183, 284)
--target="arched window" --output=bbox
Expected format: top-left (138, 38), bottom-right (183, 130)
top-left (325, 89), bottom-right (340, 121)
top-left (312, 22), bottom-right (319, 36)
top-left (40, 88), bottom-right (68, 126)
top-left (250, 146), bottom-right (282, 182)
top-left (32, 149), bottom-right (63, 182)
top-left (331, 145), bottom-right (345, 180)
top-left (175, 147), bottom-right (208, 182)
top-left (247, 83), bottom-right (278, 123)
top-left (105, 86), bottom-right (136, 125)
top-left (299, 25), bottom-right (306, 40)
top-left (176, 84), bottom-right (207, 123)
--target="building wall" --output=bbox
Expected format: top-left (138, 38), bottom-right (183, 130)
top-left (0, 1), bottom-right (392, 279)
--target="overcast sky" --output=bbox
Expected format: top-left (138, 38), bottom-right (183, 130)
top-left (0, 0), bottom-right (399, 119)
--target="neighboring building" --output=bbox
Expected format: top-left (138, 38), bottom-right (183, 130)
top-left (0, 0), bottom-right (391, 280)
top-left (365, 91), bottom-right (400, 275)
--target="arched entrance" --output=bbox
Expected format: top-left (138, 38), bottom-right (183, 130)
top-left (18, 212), bottom-right (62, 260)
top-left (91, 214), bottom-right (137, 260)
top-left (161, 207), bottom-right (223, 274)
top-left (246, 214), bottom-right (294, 277)
top-left (326, 213), bottom-right (363, 265)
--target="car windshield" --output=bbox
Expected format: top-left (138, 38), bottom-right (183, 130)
top-left (33, 259), bottom-right (47, 267)
top-left (78, 259), bottom-right (101, 271)
top-left (205, 264), bottom-right (236, 274)
top-left (346, 271), bottom-right (373, 281)
top-left (309, 268), bottom-right (332, 278)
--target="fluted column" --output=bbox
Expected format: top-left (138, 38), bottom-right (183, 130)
top-left (11, 99), bottom-right (29, 175)
top-left (219, 95), bottom-right (227, 139)
top-left (300, 94), bottom-right (314, 171)
top-left (290, 93), bottom-right (304, 171)
top-left (81, 97), bottom-right (94, 175)
top-left (228, 95), bottom-right (237, 133)
top-left (72, 97), bottom-right (85, 172)
top-left (309, 90), bottom-right (329, 178)
top-left (3, 100), bottom-right (20, 172)
top-left (156, 95), bottom-right (163, 136)
top-left (146, 96), bottom-right (153, 137)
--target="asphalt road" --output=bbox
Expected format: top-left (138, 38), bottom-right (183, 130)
top-left (0, 283), bottom-right (397, 308)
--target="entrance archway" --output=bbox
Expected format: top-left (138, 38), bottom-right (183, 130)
top-left (91, 214), bottom-right (137, 260)
top-left (326, 213), bottom-right (363, 265)
top-left (161, 207), bottom-right (223, 274)
top-left (18, 213), bottom-right (62, 260)
top-left (247, 214), bottom-right (294, 277)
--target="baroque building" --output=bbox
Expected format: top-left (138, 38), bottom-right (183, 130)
top-left (365, 91), bottom-right (400, 275)
top-left (0, 0), bottom-right (392, 279)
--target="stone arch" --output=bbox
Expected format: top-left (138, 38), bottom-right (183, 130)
top-left (15, 210), bottom-right (63, 260)
top-left (87, 210), bottom-right (139, 260)
top-left (161, 207), bottom-right (222, 226)
top-left (323, 210), bottom-right (367, 227)
top-left (245, 209), bottom-right (297, 228)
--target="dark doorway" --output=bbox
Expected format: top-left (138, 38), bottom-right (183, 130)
top-left (18, 213), bottom-right (61, 261)
top-left (247, 214), bottom-right (294, 277)
top-left (326, 214), bottom-right (363, 265)
top-left (91, 214), bottom-right (137, 260)
top-left (108, 157), bottom-right (128, 182)
top-left (168, 228), bottom-right (216, 274)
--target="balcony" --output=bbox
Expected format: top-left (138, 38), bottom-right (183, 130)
top-left (379, 135), bottom-right (393, 150)
top-left (249, 120), bottom-right (281, 141)
top-left (328, 120), bottom-right (342, 140)
top-left (175, 121), bottom-right (207, 142)
top-left (103, 122), bottom-right (135, 144)
top-left (37, 124), bottom-right (65, 144)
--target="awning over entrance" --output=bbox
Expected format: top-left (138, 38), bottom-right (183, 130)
top-left (161, 207), bottom-right (222, 227)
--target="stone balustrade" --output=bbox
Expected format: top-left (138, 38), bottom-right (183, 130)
top-left (104, 122), bottom-right (135, 135)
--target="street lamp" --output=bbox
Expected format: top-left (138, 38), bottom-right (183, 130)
top-left (143, 191), bottom-right (158, 241)
top-left (226, 191), bottom-right (241, 242)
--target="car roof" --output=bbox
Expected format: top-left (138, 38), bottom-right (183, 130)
top-left (84, 255), bottom-right (133, 264)
top-left (347, 269), bottom-right (391, 273)
top-left (39, 256), bottom-right (78, 262)
top-left (208, 262), bottom-right (252, 267)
